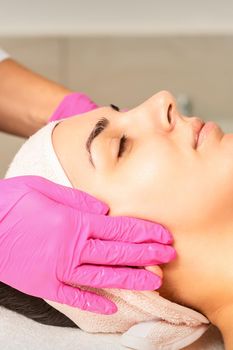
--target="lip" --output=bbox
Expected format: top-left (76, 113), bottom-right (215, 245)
top-left (192, 120), bottom-right (205, 149)
top-left (196, 121), bottom-right (218, 148)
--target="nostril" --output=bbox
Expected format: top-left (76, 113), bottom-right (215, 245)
top-left (167, 104), bottom-right (172, 124)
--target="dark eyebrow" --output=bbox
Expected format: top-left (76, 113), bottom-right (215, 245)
top-left (85, 104), bottom-right (120, 168)
top-left (86, 117), bottom-right (109, 168)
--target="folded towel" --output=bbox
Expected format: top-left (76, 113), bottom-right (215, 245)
top-left (0, 306), bottom-right (223, 350)
top-left (45, 285), bottom-right (210, 350)
top-left (5, 120), bottom-right (212, 350)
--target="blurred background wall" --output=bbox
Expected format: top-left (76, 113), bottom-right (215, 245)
top-left (0, 0), bottom-right (233, 177)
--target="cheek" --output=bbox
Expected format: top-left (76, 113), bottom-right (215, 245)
top-left (106, 143), bottom-right (186, 222)
top-left (106, 145), bottom-right (209, 231)
top-left (104, 136), bottom-right (233, 233)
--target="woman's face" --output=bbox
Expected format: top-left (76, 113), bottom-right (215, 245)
top-left (52, 90), bottom-right (233, 233)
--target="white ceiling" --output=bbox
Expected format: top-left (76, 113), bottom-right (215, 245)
top-left (1, 0), bottom-right (233, 36)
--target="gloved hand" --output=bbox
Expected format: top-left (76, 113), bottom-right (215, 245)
top-left (48, 92), bottom-right (99, 123)
top-left (0, 176), bottom-right (176, 314)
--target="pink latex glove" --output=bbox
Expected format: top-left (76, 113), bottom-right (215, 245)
top-left (0, 176), bottom-right (176, 314)
top-left (48, 92), bottom-right (99, 122)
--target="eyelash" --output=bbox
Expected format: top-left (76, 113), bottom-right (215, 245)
top-left (110, 104), bottom-right (120, 111)
top-left (110, 103), bottom-right (127, 157)
top-left (118, 134), bottom-right (128, 158)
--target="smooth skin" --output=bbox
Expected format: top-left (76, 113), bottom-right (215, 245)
top-left (51, 90), bottom-right (233, 349)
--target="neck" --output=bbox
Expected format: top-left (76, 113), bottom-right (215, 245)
top-left (158, 213), bottom-right (233, 347)
top-left (209, 304), bottom-right (233, 350)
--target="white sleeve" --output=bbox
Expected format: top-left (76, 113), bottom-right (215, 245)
top-left (0, 48), bottom-right (10, 62)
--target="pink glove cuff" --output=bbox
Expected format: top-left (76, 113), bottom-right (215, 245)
top-left (48, 92), bottom-right (99, 123)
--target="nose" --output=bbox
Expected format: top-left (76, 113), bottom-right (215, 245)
top-left (144, 90), bottom-right (178, 132)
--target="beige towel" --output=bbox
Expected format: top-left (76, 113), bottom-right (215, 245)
top-left (5, 120), bottom-right (215, 349)
top-left (46, 285), bottom-right (210, 350)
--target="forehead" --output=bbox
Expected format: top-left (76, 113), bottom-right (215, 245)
top-left (62, 106), bottom-right (117, 146)
top-left (66, 106), bottom-right (111, 127)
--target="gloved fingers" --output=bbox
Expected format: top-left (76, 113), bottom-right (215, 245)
top-left (68, 264), bottom-right (162, 290)
top-left (19, 175), bottom-right (109, 215)
top-left (89, 213), bottom-right (173, 244)
top-left (56, 283), bottom-right (117, 314)
top-left (81, 239), bottom-right (176, 266)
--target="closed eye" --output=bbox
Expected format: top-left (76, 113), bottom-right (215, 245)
top-left (118, 134), bottom-right (128, 158)
top-left (109, 104), bottom-right (127, 158)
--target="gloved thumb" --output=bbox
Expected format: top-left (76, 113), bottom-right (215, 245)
top-left (0, 176), bottom-right (32, 221)
top-left (26, 175), bottom-right (109, 215)
top-left (1, 175), bottom-right (109, 216)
